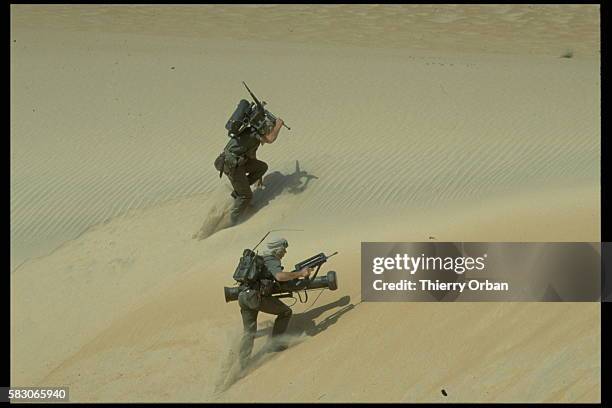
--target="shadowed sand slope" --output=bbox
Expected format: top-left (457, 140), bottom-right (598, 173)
top-left (10, 4), bottom-right (600, 403)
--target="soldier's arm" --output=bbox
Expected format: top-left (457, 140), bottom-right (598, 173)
top-left (261, 118), bottom-right (284, 144)
top-left (274, 267), bottom-right (312, 282)
top-left (265, 255), bottom-right (311, 281)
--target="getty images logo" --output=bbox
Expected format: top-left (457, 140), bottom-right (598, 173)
top-left (371, 253), bottom-right (488, 275)
top-left (363, 242), bottom-right (602, 302)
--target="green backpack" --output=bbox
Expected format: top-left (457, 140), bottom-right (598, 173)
top-left (233, 249), bottom-right (264, 284)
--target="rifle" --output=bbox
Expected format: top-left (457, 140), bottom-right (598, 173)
top-left (224, 251), bottom-right (339, 302)
top-left (242, 81), bottom-right (291, 131)
top-left (292, 251), bottom-right (338, 282)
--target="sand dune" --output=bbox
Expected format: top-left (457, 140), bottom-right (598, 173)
top-left (10, 5), bottom-right (600, 403)
top-left (10, 4), bottom-right (600, 270)
top-left (11, 186), bottom-right (600, 402)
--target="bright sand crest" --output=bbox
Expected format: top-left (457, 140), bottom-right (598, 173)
top-left (11, 5), bottom-right (600, 402)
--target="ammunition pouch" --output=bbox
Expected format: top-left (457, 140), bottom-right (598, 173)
top-left (215, 151), bottom-right (246, 178)
top-left (236, 278), bottom-right (279, 309)
top-left (259, 279), bottom-right (276, 297)
top-left (222, 151), bottom-right (247, 174)
top-left (214, 152), bottom-right (225, 178)
top-left (238, 288), bottom-right (261, 310)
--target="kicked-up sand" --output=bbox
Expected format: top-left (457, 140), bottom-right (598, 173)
top-left (10, 4), bottom-right (600, 402)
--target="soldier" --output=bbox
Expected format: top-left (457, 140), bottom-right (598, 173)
top-left (219, 117), bottom-right (285, 225)
top-left (237, 237), bottom-right (313, 369)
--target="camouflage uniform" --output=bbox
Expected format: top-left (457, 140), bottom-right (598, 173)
top-left (237, 254), bottom-right (292, 367)
top-left (222, 126), bottom-right (268, 224)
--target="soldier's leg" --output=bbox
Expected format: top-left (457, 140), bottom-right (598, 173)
top-left (258, 296), bottom-right (293, 337)
top-left (245, 159), bottom-right (268, 185)
top-left (238, 306), bottom-right (259, 368)
top-left (227, 165), bottom-right (253, 224)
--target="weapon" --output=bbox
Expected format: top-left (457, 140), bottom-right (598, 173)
top-left (224, 251), bottom-right (339, 303)
top-left (224, 270), bottom-right (337, 302)
top-left (242, 81), bottom-right (291, 131)
top-left (293, 251), bottom-right (338, 281)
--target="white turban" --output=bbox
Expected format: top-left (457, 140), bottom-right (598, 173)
top-left (262, 237), bottom-right (288, 256)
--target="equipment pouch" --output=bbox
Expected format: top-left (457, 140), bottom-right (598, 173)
top-left (223, 152), bottom-right (246, 174)
top-left (238, 288), bottom-right (261, 310)
top-left (214, 152), bottom-right (225, 177)
top-left (226, 99), bottom-right (251, 136)
top-left (233, 249), bottom-right (263, 283)
top-left (259, 279), bottom-right (276, 297)
top-left (235, 154), bottom-right (247, 168)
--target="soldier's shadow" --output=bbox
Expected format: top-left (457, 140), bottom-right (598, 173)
top-left (246, 296), bottom-right (354, 373)
top-left (287, 295), bottom-right (354, 337)
top-left (253, 295), bottom-right (354, 340)
top-left (242, 160), bottom-right (318, 222)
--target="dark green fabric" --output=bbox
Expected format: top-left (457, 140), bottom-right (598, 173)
top-left (238, 288), bottom-right (261, 309)
top-left (224, 127), bottom-right (262, 158)
top-left (221, 126), bottom-right (268, 224)
top-left (225, 158), bottom-right (268, 224)
top-left (237, 253), bottom-right (292, 367)
top-left (238, 292), bottom-right (293, 367)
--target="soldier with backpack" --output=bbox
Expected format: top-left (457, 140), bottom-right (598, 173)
top-left (222, 117), bottom-right (283, 225)
top-left (235, 237), bottom-right (313, 368)
top-left (214, 83), bottom-right (289, 226)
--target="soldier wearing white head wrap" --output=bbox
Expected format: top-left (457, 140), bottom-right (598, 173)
top-left (262, 237), bottom-right (289, 257)
top-left (237, 236), bottom-right (314, 368)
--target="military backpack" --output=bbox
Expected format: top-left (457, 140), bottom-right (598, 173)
top-left (225, 99), bottom-right (252, 137)
top-left (233, 248), bottom-right (264, 284)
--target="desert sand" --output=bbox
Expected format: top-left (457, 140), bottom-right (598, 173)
top-left (10, 4), bottom-right (600, 402)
